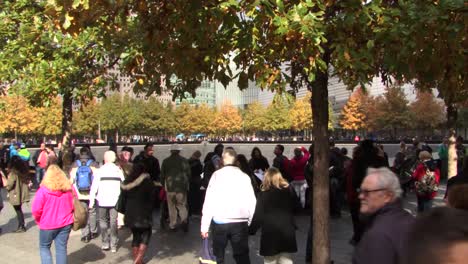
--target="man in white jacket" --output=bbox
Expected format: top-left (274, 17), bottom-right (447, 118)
top-left (201, 148), bottom-right (257, 264)
top-left (89, 151), bottom-right (125, 253)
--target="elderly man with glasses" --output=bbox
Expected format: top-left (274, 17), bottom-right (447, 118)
top-left (353, 167), bottom-right (415, 264)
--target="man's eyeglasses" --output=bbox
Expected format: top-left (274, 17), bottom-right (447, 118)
top-left (357, 188), bottom-right (387, 196)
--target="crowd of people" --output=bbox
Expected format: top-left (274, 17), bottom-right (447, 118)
top-left (0, 137), bottom-right (467, 264)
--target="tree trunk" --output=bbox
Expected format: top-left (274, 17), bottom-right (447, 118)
top-left (310, 50), bottom-right (331, 264)
top-left (60, 92), bottom-right (74, 174)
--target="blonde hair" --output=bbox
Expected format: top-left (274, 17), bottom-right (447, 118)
top-left (261, 167), bottom-right (289, 191)
top-left (41, 164), bottom-right (72, 192)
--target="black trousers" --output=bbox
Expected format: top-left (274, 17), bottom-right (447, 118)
top-left (212, 222), bottom-right (250, 264)
top-left (131, 227), bottom-right (152, 247)
top-left (349, 200), bottom-right (363, 242)
top-left (13, 204), bottom-right (25, 228)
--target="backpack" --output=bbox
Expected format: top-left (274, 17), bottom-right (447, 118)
top-left (75, 160), bottom-right (93, 191)
top-left (414, 163), bottom-right (438, 195)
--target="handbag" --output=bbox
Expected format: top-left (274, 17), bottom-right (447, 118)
top-left (115, 190), bottom-right (127, 214)
top-left (199, 238), bottom-right (216, 264)
top-left (72, 190), bottom-right (89, 231)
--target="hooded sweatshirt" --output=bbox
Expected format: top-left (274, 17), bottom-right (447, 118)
top-left (32, 186), bottom-right (74, 230)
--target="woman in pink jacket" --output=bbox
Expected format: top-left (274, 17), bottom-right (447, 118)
top-left (32, 165), bottom-right (74, 264)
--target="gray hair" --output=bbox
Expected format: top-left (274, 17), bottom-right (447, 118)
top-left (104, 150), bottom-right (116, 164)
top-left (222, 148), bottom-right (237, 165)
top-left (366, 167), bottom-right (402, 199)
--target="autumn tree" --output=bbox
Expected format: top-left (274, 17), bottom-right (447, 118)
top-left (242, 101), bottom-right (268, 135)
top-left (370, 86), bottom-right (411, 138)
top-left (174, 102), bottom-right (194, 135)
top-left (0, 0), bottom-right (120, 169)
top-left (36, 97), bottom-right (62, 138)
top-left (381, 0), bottom-right (466, 129)
top-left (340, 88), bottom-right (368, 132)
top-left (0, 95), bottom-right (39, 139)
top-left (73, 99), bottom-right (101, 137)
top-left (213, 101), bottom-right (242, 137)
top-left (263, 93), bottom-right (293, 137)
top-left (409, 91), bottom-right (446, 132)
top-left (290, 92), bottom-right (312, 132)
top-left (138, 97), bottom-right (175, 137)
top-left (190, 103), bottom-right (216, 135)
top-left (99, 94), bottom-right (139, 142)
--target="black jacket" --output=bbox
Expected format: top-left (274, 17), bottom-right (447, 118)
top-left (249, 187), bottom-right (297, 256)
top-left (353, 200), bottom-right (415, 264)
top-left (133, 153), bottom-right (161, 182)
top-left (121, 173), bottom-right (156, 228)
top-left (249, 156), bottom-right (270, 172)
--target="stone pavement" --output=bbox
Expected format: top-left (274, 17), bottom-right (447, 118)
top-left (0, 186), bottom-right (446, 264)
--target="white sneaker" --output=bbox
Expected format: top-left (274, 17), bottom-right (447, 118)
top-left (111, 247), bottom-right (117, 253)
top-left (101, 245), bottom-right (110, 251)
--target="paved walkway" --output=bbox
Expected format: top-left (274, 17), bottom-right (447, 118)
top-left (0, 186), bottom-right (446, 264)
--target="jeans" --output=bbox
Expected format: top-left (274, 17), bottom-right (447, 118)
top-left (166, 192), bottom-right (188, 229)
top-left (98, 207), bottom-right (118, 248)
top-left (417, 197), bottom-right (433, 213)
top-left (39, 224), bottom-right (72, 264)
top-left (212, 222), bottom-right (250, 264)
top-left (264, 253), bottom-right (293, 264)
top-left (13, 204), bottom-right (25, 228)
top-left (80, 201), bottom-right (97, 239)
top-left (291, 180), bottom-right (308, 208)
top-left (36, 167), bottom-right (45, 187)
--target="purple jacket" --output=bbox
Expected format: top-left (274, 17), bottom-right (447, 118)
top-left (32, 186), bottom-right (74, 230)
top-left (353, 200), bottom-right (415, 264)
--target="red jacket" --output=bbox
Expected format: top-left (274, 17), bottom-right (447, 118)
top-left (412, 161), bottom-right (440, 199)
top-left (289, 147), bottom-right (310, 181)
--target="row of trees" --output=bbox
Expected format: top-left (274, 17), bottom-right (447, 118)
top-left (340, 87), bottom-right (447, 137)
top-left (0, 92), bottom-right (334, 141)
top-left (0, 96), bottom-right (61, 139)
top-left (3, 87), bottom-right (460, 141)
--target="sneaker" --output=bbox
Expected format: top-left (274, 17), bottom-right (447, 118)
top-left (15, 226), bottom-right (26, 233)
top-left (101, 245), bottom-right (110, 251)
top-left (111, 247), bottom-right (117, 253)
top-left (81, 236), bottom-right (90, 243)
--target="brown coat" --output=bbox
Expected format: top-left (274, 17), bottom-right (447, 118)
top-left (6, 169), bottom-right (30, 206)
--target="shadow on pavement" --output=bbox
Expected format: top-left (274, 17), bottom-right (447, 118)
top-left (69, 243), bottom-right (107, 263)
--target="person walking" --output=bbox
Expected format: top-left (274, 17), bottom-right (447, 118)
top-left (201, 148), bottom-right (257, 264)
top-left (353, 167), bottom-right (414, 264)
top-left (412, 151), bottom-right (440, 213)
top-left (249, 168), bottom-right (297, 264)
top-left (89, 151), bottom-right (125, 252)
top-left (69, 147), bottom-right (99, 243)
top-left (289, 146), bottom-right (310, 209)
top-left (5, 155), bottom-right (31, 232)
top-left (120, 163), bottom-right (156, 264)
top-left (33, 143), bottom-right (48, 188)
top-left (160, 144), bottom-right (191, 232)
top-left (348, 140), bottom-right (387, 244)
top-left (32, 165), bottom-right (74, 264)
top-left (272, 144), bottom-right (290, 182)
top-left (188, 150), bottom-right (203, 216)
